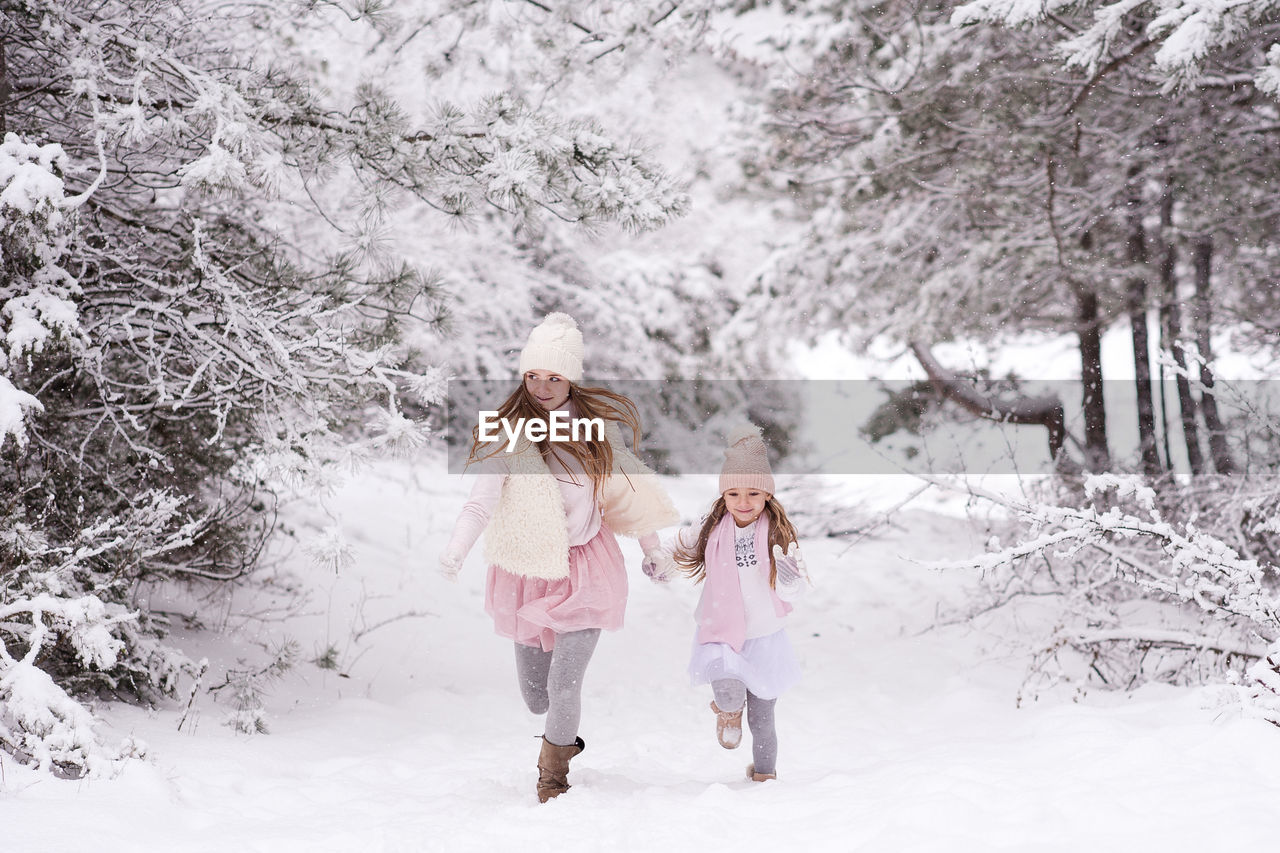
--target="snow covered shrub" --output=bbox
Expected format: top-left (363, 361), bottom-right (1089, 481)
top-left (0, 498), bottom-right (207, 775)
top-left (0, 652), bottom-right (144, 778)
top-left (0, 134), bottom-right (149, 775)
top-left (0, 134), bottom-right (74, 449)
top-left (944, 472), bottom-right (1280, 719)
top-left (0, 562), bottom-right (148, 776)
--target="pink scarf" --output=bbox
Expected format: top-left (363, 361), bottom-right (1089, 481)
top-left (696, 511), bottom-right (792, 653)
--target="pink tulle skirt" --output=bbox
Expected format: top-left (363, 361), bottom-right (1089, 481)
top-left (484, 526), bottom-right (628, 652)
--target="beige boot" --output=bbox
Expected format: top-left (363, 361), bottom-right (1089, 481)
top-left (710, 700), bottom-right (743, 749)
top-left (536, 735), bottom-right (585, 803)
top-left (746, 763), bottom-right (776, 782)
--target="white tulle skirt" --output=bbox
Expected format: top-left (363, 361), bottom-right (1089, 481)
top-left (687, 629), bottom-right (801, 700)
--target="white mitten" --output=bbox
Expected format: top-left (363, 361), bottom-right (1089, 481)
top-left (771, 542), bottom-right (807, 586)
top-left (438, 553), bottom-right (462, 582)
top-left (642, 550), bottom-right (676, 584)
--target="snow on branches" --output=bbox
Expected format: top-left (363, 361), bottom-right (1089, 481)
top-left (0, 586), bottom-right (145, 777)
top-left (953, 0), bottom-right (1280, 95)
top-left (934, 473), bottom-right (1280, 721)
top-left (0, 490), bottom-right (210, 775)
top-left (353, 90), bottom-right (691, 233)
top-left (0, 134), bottom-right (82, 450)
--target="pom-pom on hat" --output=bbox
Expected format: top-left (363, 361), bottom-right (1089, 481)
top-left (518, 312), bottom-right (584, 382)
top-left (719, 422), bottom-right (775, 495)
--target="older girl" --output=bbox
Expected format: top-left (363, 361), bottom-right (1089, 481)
top-left (439, 312), bottom-right (676, 802)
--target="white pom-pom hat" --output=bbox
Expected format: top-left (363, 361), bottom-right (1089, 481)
top-left (719, 422), bottom-right (774, 495)
top-left (518, 312), bottom-right (584, 382)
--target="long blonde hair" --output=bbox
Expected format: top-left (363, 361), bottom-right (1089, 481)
top-left (467, 381), bottom-right (642, 499)
top-left (673, 495), bottom-right (799, 589)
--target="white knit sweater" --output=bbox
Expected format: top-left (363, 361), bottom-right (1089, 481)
top-left (447, 420), bottom-right (678, 580)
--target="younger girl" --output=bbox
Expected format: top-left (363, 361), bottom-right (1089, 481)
top-left (660, 423), bottom-right (808, 782)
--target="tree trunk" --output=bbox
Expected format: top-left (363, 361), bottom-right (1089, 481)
top-left (1076, 287), bottom-right (1110, 472)
top-left (1193, 237), bottom-right (1235, 475)
top-left (1156, 327), bottom-right (1172, 468)
top-left (1, 35), bottom-right (9, 136)
top-left (909, 341), bottom-right (1066, 463)
top-left (1126, 170), bottom-right (1162, 478)
top-left (1158, 183), bottom-right (1204, 475)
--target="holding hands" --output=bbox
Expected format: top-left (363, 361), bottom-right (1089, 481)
top-left (642, 549), bottom-right (677, 584)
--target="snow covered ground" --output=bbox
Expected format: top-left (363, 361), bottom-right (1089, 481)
top-left (5, 458), bottom-right (1280, 852)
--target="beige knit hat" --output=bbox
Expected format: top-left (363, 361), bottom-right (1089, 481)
top-left (719, 423), bottom-right (775, 495)
top-left (518, 312), bottom-right (584, 382)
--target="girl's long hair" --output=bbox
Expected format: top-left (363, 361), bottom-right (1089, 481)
top-left (673, 495), bottom-right (799, 589)
top-left (467, 380), bottom-right (642, 500)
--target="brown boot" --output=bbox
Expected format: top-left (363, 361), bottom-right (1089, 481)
top-left (536, 735), bottom-right (585, 803)
top-left (746, 763), bottom-right (776, 783)
top-left (710, 700), bottom-right (743, 749)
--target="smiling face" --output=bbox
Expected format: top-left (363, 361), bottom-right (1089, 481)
top-left (723, 488), bottom-right (768, 528)
top-left (524, 370), bottom-right (571, 411)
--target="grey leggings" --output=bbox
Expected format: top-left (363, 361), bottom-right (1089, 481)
top-left (514, 628), bottom-right (601, 747)
top-left (712, 678), bottom-right (778, 776)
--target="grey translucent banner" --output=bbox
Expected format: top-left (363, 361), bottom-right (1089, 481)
top-left (442, 378), bottom-right (1273, 476)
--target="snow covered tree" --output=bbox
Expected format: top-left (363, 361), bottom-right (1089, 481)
top-left (371, 1), bottom-right (811, 467)
top-left (719, 1), bottom-right (1121, 469)
top-left (1, 0), bottom-right (688, 775)
top-left (721, 0), bottom-right (1280, 476)
top-left (950, 0), bottom-right (1280, 474)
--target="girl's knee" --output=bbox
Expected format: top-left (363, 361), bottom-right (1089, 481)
top-left (712, 679), bottom-right (747, 711)
top-left (519, 677), bottom-right (550, 714)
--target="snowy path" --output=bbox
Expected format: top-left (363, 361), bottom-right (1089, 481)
top-left (5, 461), bottom-right (1280, 852)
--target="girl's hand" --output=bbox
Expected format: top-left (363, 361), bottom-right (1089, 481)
top-left (772, 542), bottom-right (808, 585)
top-left (642, 550), bottom-right (675, 584)
top-left (438, 553), bottom-right (462, 582)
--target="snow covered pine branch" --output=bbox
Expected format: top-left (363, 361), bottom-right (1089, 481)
top-left (952, 0), bottom-right (1280, 96)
